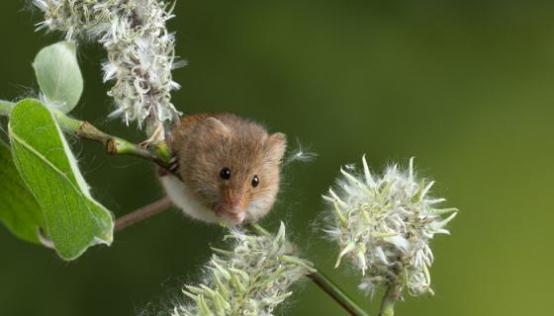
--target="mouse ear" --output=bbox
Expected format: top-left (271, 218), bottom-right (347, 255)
top-left (265, 132), bottom-right (287, 164)
top-left (199, 117), bottom-right (231, 138)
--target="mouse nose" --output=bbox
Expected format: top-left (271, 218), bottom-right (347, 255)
top-left (215, 191), bottom-right (248, 224)
top-left (230, 197), bottom-right (246, 211)
top-left (214, 204), bottom-right (246, 225)
top-left (226, 190), bottom-right (248, 210)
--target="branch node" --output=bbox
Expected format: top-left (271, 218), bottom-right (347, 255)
top-left (106, 139), bottom-right (118, 155)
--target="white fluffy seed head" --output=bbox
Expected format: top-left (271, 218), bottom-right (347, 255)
top-left (172, 223), bottom-right (314, 316)
top-left (323, 156), bottom-right (458, 297)
top-left (34, 0), bottom-right (182, 134)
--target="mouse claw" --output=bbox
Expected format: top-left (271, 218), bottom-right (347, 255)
top-left (157, 156), bottom-right (179, 177)
top-left (168, 156), bottom-right (180, 173)
top-left (139, 122), bottom-right (165, 149)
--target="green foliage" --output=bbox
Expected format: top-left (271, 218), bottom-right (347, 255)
top-left (32, 41), bottom-right (83, 113)
top-left (8, 99), bottom-right (113, 260)
top-left (0, 140), bottom-right (43, 244)
top-left (0, 41), bottom-right (115, 260)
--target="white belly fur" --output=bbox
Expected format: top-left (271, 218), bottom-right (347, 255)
top-left (160, 174), bottom-right (221, 223)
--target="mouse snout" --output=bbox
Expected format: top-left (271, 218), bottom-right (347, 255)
top-left (215, 190), bottom-right (249, 224)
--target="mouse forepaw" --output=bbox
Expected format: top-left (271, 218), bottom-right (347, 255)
top-left (139, 122), bottom-right (166, 149)
top-left (168, 156), bottom-right (180, 173)
top-left (157, 156), bottom-right (179, 177)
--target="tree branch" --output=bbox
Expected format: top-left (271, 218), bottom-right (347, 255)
top-left (52, 110), bottom-right (173, 169)
top-left (115, 196), bottom-right (174, 232)
top-left (1, 99), bottom-right (175, 172)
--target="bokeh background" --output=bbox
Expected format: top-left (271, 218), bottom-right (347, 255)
top-left (1, 1), bottom-right (553, 315)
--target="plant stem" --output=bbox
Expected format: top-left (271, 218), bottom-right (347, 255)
top-left (378, 285), bottom-right (400, 316)
top-left (0, 99), bottom-right (174, 171)
top-left (115, 196), bottom-right (173, 232)
top-left (52, 110), bottom-right (173, 169)
top-left (308, 269), bottom-right (369, 316)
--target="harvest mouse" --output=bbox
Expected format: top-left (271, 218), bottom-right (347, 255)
top-left (159, 113), bottom-right (287, 225)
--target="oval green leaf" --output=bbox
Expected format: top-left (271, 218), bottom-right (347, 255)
top-left (8, 99), bottom-right (113, 260)
top-left (33, 41), bottom-right (83, 113)
top-left (0, 139), bottom-right (43, 244)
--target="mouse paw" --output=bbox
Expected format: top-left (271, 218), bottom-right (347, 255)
top-left (168, 156), bottom-right (180, 173)
top-left (139, 122), bottom-right (165, 149)
top-left (157, 157), bottom-right (179, 177)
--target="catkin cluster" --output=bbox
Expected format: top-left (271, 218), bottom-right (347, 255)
top-left (324, 157), bottom-right (457, 297)
top-left (34, 0), bottom-right (182, 132)
top-left (172, 223), bottom-right (314, 316)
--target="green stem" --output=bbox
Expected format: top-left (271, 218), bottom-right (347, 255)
top-left (53, 110), bottom-right (171, 168)
top-left (378, 285), bottom-right (400, 316)
top-left (0, 99), bottom-right (174, 171)
top-left (248, 223), bottom-right (368, 316)
top-left (308, 269), bottom-right (369, 316)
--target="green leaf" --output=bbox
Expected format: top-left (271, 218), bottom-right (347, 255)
top-left (33, 41), bottom-right (83, 113)
top-left (0, 140), bottom-right (43, 244)
top-left (8, 99), bottom-right (113, 260)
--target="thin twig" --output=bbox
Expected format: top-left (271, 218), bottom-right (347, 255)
top-left (378, 284), bottom-right (400, 316)
top-left (1, 99), bottom-right (176, 173)
top-left (52, 110), bottom-right (173, 170)
top-left (115, 196), bottom-right (174, 232)
top-left (308, 270), bottom-right (369, 316)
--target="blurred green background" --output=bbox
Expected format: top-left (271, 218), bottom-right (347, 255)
top-left (1, 1), bottom-right (553, 315)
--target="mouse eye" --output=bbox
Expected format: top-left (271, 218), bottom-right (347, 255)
top-left (220, 167), bottom-right (231, 180)
top-left (251, 175), bottom-right (260, 187)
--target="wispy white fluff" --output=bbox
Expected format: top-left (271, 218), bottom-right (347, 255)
top-left (34, 0), bottom-right (182, 133)
top-left (323, 156), bottom-right (458, 297)
top-left (172, 223), bottom-right (314, 316)
top-left (285, 139), bottom-right (317, 165)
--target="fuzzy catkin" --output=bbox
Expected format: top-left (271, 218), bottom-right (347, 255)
top-left (34, 0), bottom-right (182, 132)
top-left (172, 223), bottom-right (314, 316)
top-left (324, 157), bottom-right (458, 297)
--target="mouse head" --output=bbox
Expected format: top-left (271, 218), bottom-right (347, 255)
top-left (179, 116), bottom-right (286, 225)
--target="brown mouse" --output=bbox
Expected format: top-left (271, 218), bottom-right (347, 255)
top-left (159, 113), bottom-right (287, 225)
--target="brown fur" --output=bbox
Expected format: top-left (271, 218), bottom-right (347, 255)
top-left (167, 113), bottom-right (286, 224)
